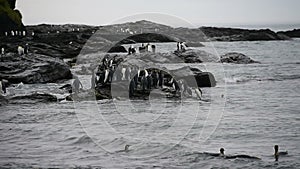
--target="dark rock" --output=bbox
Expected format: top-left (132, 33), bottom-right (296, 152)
top-left (174, 49), bottom-right (219, 63)
top-left (170, 66), bottom-right (216, 87)
top-left (185, 42), bottom-right (205, 47)
top-left (0, 53), bottom-right (72, 84)
top-left (108, 45), bottom-right (127, 53)
top-left (220, 52), bottom-right (259, 64)
top-left (8, 92), bottom-right (58, 104)
top-left (0, 0), bottom-right (26, 35)
top-left (117, 33), bottom-right (176, 45)
top-left (278, 29), bottom-right (300, 38)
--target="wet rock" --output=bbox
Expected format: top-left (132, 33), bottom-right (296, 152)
top-left (174, 49), bottom-right (219, 63)
top-left (220, 52), bottom-right (259, 64)
top-left (108, 45), bottom-right (127, 53)
top-left (117, 33), bottom-right (176, 44)
top-left (170, 66), bottom-right (216, 87)
top-left (8, 92), bottom-right (58, 104)
top-left (0, 53), bottom-right (72, 84)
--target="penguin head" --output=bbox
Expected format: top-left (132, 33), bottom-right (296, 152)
top-left (125, 144), bottom-right (130, 151)
top-left (220, 148), bottom-right (225, 154)
top-left (274, 145), bottom-right (279, 152)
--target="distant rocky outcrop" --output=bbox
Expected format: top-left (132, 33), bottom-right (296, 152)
top-left (0, 0), bottom-right (25, 35)
top-left (200, 27), bottom-right (289, 41)
top-left (278, 29), bottom-right (300, 38)
top-left (220, 52), bottom-right (259, 64)
top-left (0, 53), bottom-right (72, 84)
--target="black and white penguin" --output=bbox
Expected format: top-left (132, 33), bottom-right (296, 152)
top-left (121, 66), bottom-right (126, 81)
top-left (18, 46), bottom-right (24, 56)
top-left (151, 45), bottom-right (156, 53)
top-left (103, 69), bottom-right (109, 83)
top-left (24, 43), bottom-right (29, 54)
top-left (91, 70), bottom-right (96, 90)
top-left (195, 88), bottom-right (202, 100)
top-left (274, 145), bottom-right (288, 161)
top-left (1, 47), bottom-right (4, 55)
top-left (73, 76), bottom-right (83, 94)
top-left (219, 148), bottom-right (260, 160)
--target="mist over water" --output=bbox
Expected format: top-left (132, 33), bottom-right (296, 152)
top-left (0, 39), bottom-right (299, 168)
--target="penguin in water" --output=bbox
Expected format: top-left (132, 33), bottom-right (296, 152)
top-left (274, 145), bottom-right (288, 161)
top-left (116, 145), bottom-right (131, 153)
top-left (219, 148), bottom-right (261, 160)
top-left (204, 148), bottom-right (225, 157)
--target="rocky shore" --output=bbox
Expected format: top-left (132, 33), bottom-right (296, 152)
top-left (0, 0), bottom-right (295, 104)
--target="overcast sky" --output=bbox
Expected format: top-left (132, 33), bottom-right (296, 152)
top-left (17, 0), bottom-right (300, 28)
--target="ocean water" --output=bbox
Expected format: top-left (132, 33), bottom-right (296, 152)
top-left (0, 39), bottom-right (299, 168)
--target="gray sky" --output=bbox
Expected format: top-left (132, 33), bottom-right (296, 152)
top-left (17, 0), bottom-right (300, 28)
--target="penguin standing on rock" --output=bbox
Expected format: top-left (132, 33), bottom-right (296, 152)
top-left (18, 46), bottom-right (24, 56)
top-left (1, 47), bottom-right (4, 55)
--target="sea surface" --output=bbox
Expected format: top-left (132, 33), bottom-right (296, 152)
top-left (0, 39), bottom-right (299, 168)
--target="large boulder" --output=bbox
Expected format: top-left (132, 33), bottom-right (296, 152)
top-left (220, 52), bottom-right (259, 64)
top-left (0, 53), bottom-right (72, 84)
top-left (0, 0), bottom-right (25, 35)
top-left (170, 66), bottom-right (216, 87)
top-left (174, 49), bottom-right (219, 63)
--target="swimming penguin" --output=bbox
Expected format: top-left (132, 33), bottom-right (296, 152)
top-left (274, 145), bottom-right (288, 161)
top-left (204, 148), bottom-right (225, 157)
top-left (18, 46), bottom-right (24, 56)
top-left (116, 145), bottom-right (131, 153)
top-left (220, 148), bottom-right (260, 160)
top-left (16, 82), bottom-right (24, 89)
